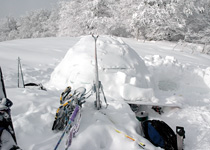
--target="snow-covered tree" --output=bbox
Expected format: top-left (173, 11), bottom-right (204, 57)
top-left (57, 0), bottom-right (113, 36)
top-left (0, 0), bottom-right (210, 45)
top-left (18, 9), bottom-right (58, 38)
top-left (132, 0), bottom-right (210, 43)
top-left (0, 8), bottom-right (59, 41)
top-left (57, 0), bottom-right (137, 37)
top-left (183, 0), bottom-right (210, 44)
top-left (0, 17), bottom-right (19, 41)
top-left (132, 0), bottom-right (186, 41)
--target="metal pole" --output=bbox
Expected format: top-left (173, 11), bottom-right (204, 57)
top-left (19, 58), bottom-right (25, 88)
top-left (18, 57), bottom-right (20, 88)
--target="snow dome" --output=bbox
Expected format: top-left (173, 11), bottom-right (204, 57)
top-left (49, 35), bottom-right (152, 99)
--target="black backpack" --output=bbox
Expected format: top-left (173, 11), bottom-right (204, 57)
top-left (141, 120), bottom-right (178, 150)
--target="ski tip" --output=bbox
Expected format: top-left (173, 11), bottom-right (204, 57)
top-left (138, 142), bottom-right (146, 148)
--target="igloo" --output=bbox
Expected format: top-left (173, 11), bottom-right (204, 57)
top-left (49, 35), bottom-right (152, 100)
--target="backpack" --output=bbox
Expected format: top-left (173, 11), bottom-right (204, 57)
top-left (141, 120), bottom-right (178, 150)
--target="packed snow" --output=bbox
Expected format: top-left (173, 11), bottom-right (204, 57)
top-left (0, 35), bottom-right (210, 150)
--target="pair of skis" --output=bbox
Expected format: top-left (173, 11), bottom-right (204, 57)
top-left (52, 87), bottom-right (86, 131)
top-left (92, 35), bottom-right (108, 110)
top-left (53, 87), bottom-right (87, 150)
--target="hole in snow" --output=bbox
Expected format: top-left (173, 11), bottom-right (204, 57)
top-left (158, 80), bottom-right (178, 91)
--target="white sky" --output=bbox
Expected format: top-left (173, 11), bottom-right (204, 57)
top-left (0, 0), bottom-right (58, 19)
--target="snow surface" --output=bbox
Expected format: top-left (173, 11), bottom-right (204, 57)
top-left (0, 35), bottom-right (210, 150)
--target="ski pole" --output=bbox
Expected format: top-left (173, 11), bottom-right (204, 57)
top-left (54, 105), bottom-right (79, 150)
top-left (114, 128), bottom-right (146, 149)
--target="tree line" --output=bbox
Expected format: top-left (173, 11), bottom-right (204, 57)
top-left (1, 0), bottom-right (210, 46)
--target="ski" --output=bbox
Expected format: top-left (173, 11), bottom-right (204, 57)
top-left (0, 67), bottom-right (7, 99)
top-left (126, 100), bottom-right (181, 115)
top-left (0, 67), bottom-right (21, 149)
top-left (125, 100), bottom-right (181, 108)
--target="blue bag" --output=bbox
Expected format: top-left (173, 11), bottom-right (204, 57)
top-left (142, 120), bottom-right (178, 150)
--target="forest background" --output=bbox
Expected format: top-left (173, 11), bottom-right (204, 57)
top-left (1, 0), bottom-right (210, 50)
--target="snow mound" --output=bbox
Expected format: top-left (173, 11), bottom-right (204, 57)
top-left (49, 35), bottom-right (152, 100)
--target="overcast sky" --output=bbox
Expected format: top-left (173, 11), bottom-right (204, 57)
top-left (0, 0), bottom-right (58, 19)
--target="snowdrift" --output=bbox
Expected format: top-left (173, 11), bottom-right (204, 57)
top-left (49, 35), bottom-right (153, 101)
